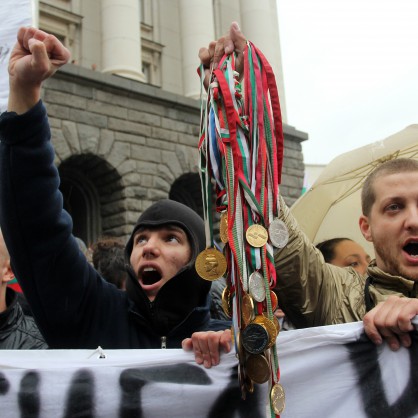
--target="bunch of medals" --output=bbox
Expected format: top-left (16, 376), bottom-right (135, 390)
top-left (195, 40), bottom-right (288, 417)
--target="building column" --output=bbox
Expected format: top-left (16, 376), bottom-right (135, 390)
top-left (179, 0), bottom-right (215, 99)
top-left (101, 0), bottom-right (145, 82)
top-left (239, 0), bottom-right (288, 122)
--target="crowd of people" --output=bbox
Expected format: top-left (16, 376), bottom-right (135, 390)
top-left (1, 21), bottom-right (417, 384)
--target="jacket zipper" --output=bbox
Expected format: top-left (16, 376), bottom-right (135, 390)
top-left (161, 336), bottom-right (167, 349)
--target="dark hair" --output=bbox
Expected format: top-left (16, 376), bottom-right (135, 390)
top-left (316, 238), bottom-right (352, 263)
top-left (91, 237), bottom-right (127, 289)
top-left (91, 237), bottom-right (124, 268)
top-left (361, 158), bottom-right (418, 217)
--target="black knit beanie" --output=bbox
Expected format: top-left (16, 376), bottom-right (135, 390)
top-left (125, 200), bottom-right (211, 332)
top-left (125, 199), bottom-right (206, 266)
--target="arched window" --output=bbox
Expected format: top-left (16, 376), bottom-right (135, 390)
top-left (169, 172), bottom-right (221, 244)
top-left (58, 154), bottom-right (125, 246)
top-left (169, 173), bottom-right (204, 218)
top-left (59, 166), bottom-right (101, 246)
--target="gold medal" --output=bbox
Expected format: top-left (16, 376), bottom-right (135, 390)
top-left (270, 383), bottom-right (286, 415)
top-left (195, 248), bottom-right (227, 281)
top-left (246, 353), bottom-right (270, 384)
top-left (219, 211), bottom-right (228, 243)
top-left (246, 224), bottom-right (268, 247)
top-left (241, 293), bottom-right (255, 326)
top-left (235, 331), bottom-right (245, 364)
top-left (221, 287), bottom-right (232, 318)
top-left (268, 313), bottom-right (281, 335)
top-left (253, 315), bottom-right (278, 348)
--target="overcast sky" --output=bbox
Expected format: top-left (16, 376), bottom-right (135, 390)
top-left (276, 0), bottom-right (418, 165)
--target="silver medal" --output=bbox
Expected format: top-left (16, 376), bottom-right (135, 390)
top-left (268, 218), bottom-right (289, 248)
top-left (248, 271), bottom-right (266, 302)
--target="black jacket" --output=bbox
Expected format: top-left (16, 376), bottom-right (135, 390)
top-left (0, 101), bottom-right (230, 349)
top-left (0, 288), bottom-right (47, 349)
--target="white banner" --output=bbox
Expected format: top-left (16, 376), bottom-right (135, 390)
top-left (0, 321), bottom-right (417, 418)
top-left (0, 0), bottom-right (33, 113)
top-left (280, 321), bottom-right (418, 418)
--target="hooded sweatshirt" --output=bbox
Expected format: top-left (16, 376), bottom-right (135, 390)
top-left (125, 199), bottom-right (213, 336)
top-left (0, 100), bottom-right (230, 349)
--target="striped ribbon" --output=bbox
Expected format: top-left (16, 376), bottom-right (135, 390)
top-left (198, 40), bottom-right (285, 417)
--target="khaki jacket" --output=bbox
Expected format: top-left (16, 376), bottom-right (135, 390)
top-left (274, 196), bottom-right (418, 328)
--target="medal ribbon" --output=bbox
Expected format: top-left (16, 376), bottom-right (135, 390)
top-left (198, 40), bottom-right (284, 417)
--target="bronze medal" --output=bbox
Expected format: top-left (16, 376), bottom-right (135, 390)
top-left (221, 287), bottom-right (232, 318)
top-left (263, 289), bottom-right (278, 312)
top-left (268, 218), bottom-right (289, 248)
top-left (244, 371), bottom-right (254, 394)
top-left (269, 290), bottom-right (278, 312)
top-left (270, 383), bottom-right (286, 415)
top-left (195, 248), bottom-right (227, 281)
top-left (238, 363), bottom-right (247, 400)
top-left (246, 353), bottom-right (271, 384)
top-left (219, 211), bottom-right (228, 243)
top-left (246, 224), bottom-right (268, 247)
top-left (241, 293), bottom-right (255, 327)
top-left (248, 271), bottom-right (266, 302)
top-left (241, 322), bottom-right (269, 355)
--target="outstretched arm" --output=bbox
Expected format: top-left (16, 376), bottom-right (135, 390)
top-left (363, 295), bottom-right (418, 350)
top-left (0, 27), bottom-right (121, 349)
top-left (8, 26), bottom-right (70, 114)
top-left (182, 329), bottom-right (232, 368)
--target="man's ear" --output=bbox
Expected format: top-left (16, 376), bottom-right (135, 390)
top-left (359, 215), bottom-right (372, 242)
top-left (2, 259), bottom-right (15, 283)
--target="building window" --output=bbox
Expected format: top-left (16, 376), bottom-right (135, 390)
top-left (140, 0), bottom-right (153, 26)
top-left (142, 62), bottom-right (151, 83)
top-left (141, 37), bottom-right (163, 87)
top-left (38, 1), bottom-right (82, 64)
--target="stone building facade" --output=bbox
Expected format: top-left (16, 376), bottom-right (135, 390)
top-left (36, 0), bottom-right (308, 246)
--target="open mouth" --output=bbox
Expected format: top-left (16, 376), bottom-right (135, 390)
top-left (403, 242), bottom-right (418, 258)
top-left (140, 267), bottom-right (162, 285)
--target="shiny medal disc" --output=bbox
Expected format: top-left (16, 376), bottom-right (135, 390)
top-left (221, 287), bottom-right (232, 318)
top-left (241, 293), bottom-right (255, 326)
top-left (268, 290), bottom-right (278, 312)
top-left (235, 331), bottom-right (245, 364)
top-left (262, 289), bottom-right (278, 312)
top-left (246, 353), bottom-right (271, 384)
top-left (270, 314), bottom-right (281, 334)
top-left (254, 315), bottom-right (278, 348)
top-left (241, 322), bottom-right (269, 355)
top-left (246, 224), bottom-right (268, 248)
top-left (268, 218), bottom-right (289, 248)
top-left (195, 248), bottom-right (227, 281)
top-left (219, 211), bottom-right (229, 244)
top-left (248, 271), bottom-right (266, 302)
top-left (270, 383), bottom-right (286, 415)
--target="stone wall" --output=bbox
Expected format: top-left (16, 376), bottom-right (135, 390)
top-left (42, 64), bottom-right (307, 244)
